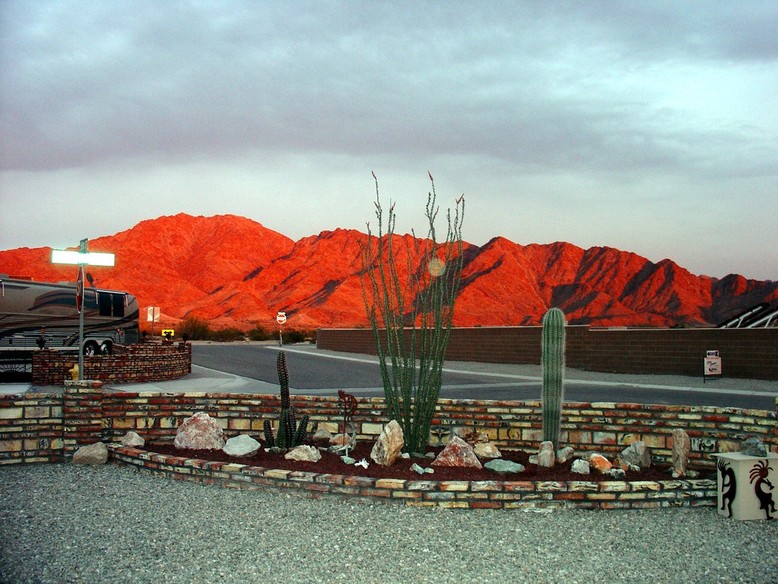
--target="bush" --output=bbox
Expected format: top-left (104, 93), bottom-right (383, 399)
top-left (180, 317), bottom-right (211, 340)
top-left (247, 326), bottom-right (273, 341)
top-left (209, 327), bottom-right (246, 342)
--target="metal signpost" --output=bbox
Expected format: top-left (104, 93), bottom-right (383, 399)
top-left (276, 311), bottom-right (287, 346)
top-left (51, 239), bottom-right (115, 380)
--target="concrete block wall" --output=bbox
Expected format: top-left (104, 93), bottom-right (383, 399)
top-left (317, 326), bottom-right (778, 379)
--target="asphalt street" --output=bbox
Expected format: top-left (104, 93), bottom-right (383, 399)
top-left (188, 342), bottom-right (778, 409)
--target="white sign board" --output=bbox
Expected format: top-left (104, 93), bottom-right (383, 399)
top-left (147, 307), bottom-right (160, 322)
top-left (51, 249), bottom-right (115, 266)
top-left (276, 311), bottom-right (287, 325)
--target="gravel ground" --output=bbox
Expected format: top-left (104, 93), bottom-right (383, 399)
top-left (1, 464), bottom-right (776, 584)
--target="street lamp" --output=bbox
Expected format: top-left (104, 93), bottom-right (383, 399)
top-left (51, 239), bottom-right (115, 380)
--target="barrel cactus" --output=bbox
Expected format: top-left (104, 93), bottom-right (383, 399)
top-left (541, 307), bottom-right (566, 447)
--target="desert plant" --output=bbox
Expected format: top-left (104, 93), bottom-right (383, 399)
top-left (541, 307), bottom-right (566, 446)
top-left (180, 316), bottom-right (211, 340)
top-left (361, 172), bottom-right (465, 454)
top-left (263, 351), bottom-right (309, 449)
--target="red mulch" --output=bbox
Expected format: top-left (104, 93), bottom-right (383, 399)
top-left (142, 440), bottom-right (701, 482)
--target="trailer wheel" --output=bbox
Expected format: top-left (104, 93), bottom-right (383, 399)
top-left (100, 341), bottom-right (112, 355)
top-left (83, 341), bottom-right (99, 357)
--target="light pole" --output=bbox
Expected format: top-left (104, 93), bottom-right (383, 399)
top-left (51, 238), bottom-right (115, 381)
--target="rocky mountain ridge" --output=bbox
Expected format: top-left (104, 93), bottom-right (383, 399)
top-left (1, 213), bottom-right (775, 330)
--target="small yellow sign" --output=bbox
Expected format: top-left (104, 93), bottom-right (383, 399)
top-left (161, 329), bottom-right (175, 339)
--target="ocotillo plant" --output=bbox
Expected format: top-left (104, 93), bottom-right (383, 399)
top-left (360, 172), bottom-right (465, 454)
top-left (263, 351), bottom-right (309, 449)
top-left (541, 307), bottom-right (566, 447)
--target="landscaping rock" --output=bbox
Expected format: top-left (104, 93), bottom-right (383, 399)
top-left (370, 420), bottom-right (404, 466)
top-left (73, 442), bottom-right (108, 465)
top-left (620, 441), bottom-right (651, 468)
top-left (223, 435), bottom-right (261, 457)
top-left (571, 459), bottom-right (590, 474)
top-left (556, 446), bottom-right (575, 464)
top-left (313, 427), bottom-right (333, 441)
top-left (589, 453), bottom-right (613, 473)
top-left (285, 445), bottom-right (321, 462)
top-left (672, 429), bottom-right (691, 478)
top-left (174, 412), bottom-right (225, 450)
top-left (473, 442), bottom-right (502, 459)
top-left (120, 431), bottom-right (144, 448)
top-left (431, 436), bottom-right (482, 469)
top-left (608, 467), bottom-right (626, 479)
top-left (410, 463), bottom-right (434, 475)
top-left (537, 441), bottom-right (555, 468)
top-left (484, 459), bottom-right (525, 474)
top-left (740, 437), bottom-right (767, 457)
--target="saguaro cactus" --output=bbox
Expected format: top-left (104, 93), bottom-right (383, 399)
top-left (541, 307), bottom-right (566, 446)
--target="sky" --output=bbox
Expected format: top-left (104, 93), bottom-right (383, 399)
top-left (1, 1), bottom-right (776, 281)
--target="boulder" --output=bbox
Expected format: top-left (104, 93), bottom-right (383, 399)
top-left (285, 445), bottom-right (321, 462)
top-left (370, 420), bottom-right (405, 466)
top-left (608, 468), bottom-right (626, 479)
top-left (672, 429), bottom-right (691, 477)
top-left (120, 431), bottom-right (145, 448)
top-left (329, 433), bottom-right (353, 447)
top-left (571, 459), bottom-right (590, 474)
top-left (174, 412), bottom-right (225, 450)
top-left (431, 436), bottom-right (482, 469)
top-left (590, 453), bottom-right (613, 473)
top-left (223, 435), bottom-right (261, 457)
top-left (620, 441), bottom-right (652, 469)
top-left (740, 437), bottom-right (767, 457)
top-left (556, 446), bottom-right (575, 464)
top-left (313, 427), bottom-right (333, 441)
top-left (473, 442), bottom-right (502, 459)
top-left (537, 441), bottom-right (555, 468)
top-left (484, 459), bottom-right (525, 474)
top-left (73, 442), bottom-right (108, 465)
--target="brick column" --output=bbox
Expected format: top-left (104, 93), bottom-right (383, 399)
top-left (63, 380), bottom-right (104, 458)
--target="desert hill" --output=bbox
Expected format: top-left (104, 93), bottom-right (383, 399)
top-left (1, 213), bottom-right (775, 330)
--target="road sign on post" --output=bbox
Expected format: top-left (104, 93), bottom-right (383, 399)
top-left (51, 239), bottom-right (115, 381)
top-left (276, 311), bottom-right (286, 346)
top-left (704, 350), bottom-right (722, 383)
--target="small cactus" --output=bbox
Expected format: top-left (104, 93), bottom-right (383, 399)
top-left (263, 352), bottom-right (309, 449)
top-left (541, 307), bottom-right (566, 447)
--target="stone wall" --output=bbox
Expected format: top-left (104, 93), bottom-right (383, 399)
top-left (2, 389), bottom-right (775, 467)
top-left (317, 326), bottom-right (778, 380)
top-left (31, 342), bottom-right (192, 385)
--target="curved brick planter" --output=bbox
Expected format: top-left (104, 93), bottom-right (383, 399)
top-left (108, 444), bottom-right (718, 510)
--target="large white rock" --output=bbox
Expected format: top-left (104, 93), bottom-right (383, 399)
top-left (285, 445), bottom-right (321, 462)
top-left (120, 431), bottom-right (145, 448)
top-left (537, 441), bottom-right (555, 468)
top-left (73, 442), bottom-right (108, 464)
top-left (571, 459), bottom-right (590, 474)
top-left (370, 420), bottom-right (405, 466)
top-left (620, 441), bottom-right (652, 468)
top-left (474, 442), bottom-right (502, 459)
top-left (223, 434), bottom-right (261, 457)
top-left (672, 429), bottom-right (691, 478)
top-left (174, 412), bottom-right (225, 450)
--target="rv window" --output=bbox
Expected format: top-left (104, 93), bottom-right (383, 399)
top-left (113, 293), bottom-right (125, 317)
top-left (98, 292), bottom-right (113, 316)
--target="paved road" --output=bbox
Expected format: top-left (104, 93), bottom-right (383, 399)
top-left (192, 342), bottom-right (778, 409)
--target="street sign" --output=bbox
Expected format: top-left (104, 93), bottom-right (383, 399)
top-left (147, 307), bottom-right (160, 322)
top-left (51, 238), bottom-right (116, 381)
top-left (704, 350), bottom-right (722, 383)
top-left (276, 311), bottom-right (287, 325)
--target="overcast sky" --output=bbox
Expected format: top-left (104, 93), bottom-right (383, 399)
top-left (1, 1), bottom-right (776, 281)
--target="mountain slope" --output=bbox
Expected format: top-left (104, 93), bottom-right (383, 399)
top-left (1, 214), bottom-right (775, 330)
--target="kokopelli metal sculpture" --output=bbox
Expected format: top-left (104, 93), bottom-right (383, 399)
top-left (749, 460), bottom-right (775, 520)
top-left (717, 459), bottom-right (737, 518)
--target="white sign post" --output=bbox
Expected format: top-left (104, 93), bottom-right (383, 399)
top-left (704, 350), bottom-right (722, 383)
top-left (276, 311), bottom-right (287, 346)
top-left (147, 306), bottom-right (160, 338)
top-left (51, 239), bottom-right (115, 380)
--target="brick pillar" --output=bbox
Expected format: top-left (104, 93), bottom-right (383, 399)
top-left (63, 380), bottom-right (104, 458)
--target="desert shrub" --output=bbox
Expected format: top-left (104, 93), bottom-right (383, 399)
top-left (180, 317), bottom-right (211, 340)
top-left (247, 326), bottom-right (273, 341)
top-left (209, 327), bottom-right (246, 342)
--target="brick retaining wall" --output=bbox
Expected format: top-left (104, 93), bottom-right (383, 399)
top-left (317, 326), bottom-right (778, 380)
top-left (31, 341), bottom-right (192, 385)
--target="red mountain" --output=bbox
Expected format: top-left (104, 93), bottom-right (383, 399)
top-left (1, 213), bottom-right (775, 330)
